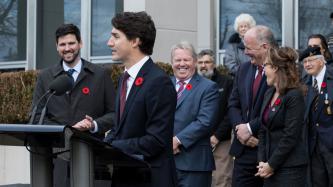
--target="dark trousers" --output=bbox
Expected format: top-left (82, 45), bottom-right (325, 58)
top-left (232, 148), bottom-right (263, 187)
top-left (310, 138), bottom-right (333, 187)
top-left (53, 158), bottom-right (70, 187)
top-left (263, 166), bottom-right (306, 187)
top-left (176, 169), bottom-right (212, 187)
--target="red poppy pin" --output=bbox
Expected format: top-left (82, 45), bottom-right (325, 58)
top-left (274, 98), bottom-right (281, 106)
top-left (135, 77), bottom-right (144, 86)
top-left (186, 83), bottom-right (192, 90)
top-left (82, 87), bottom-right (90, 95)
top-left (321, 82), bottom-right (327, 88)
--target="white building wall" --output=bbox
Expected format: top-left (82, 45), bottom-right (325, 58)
top-left (125, 0), bottom-right (215, 63)
top-left (0, 146), bottom-right (30, 185)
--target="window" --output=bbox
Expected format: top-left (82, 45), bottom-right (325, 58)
top-left (219, 0), bottom-right (282, 49)
top-left (0, 0), bottom-right (26, 62)
top-left (91, 0), bottom-right (122, 57)
top-left (298, 0), bottom-right (333, 50)
top-left (64, 0), bottom-right (80, 27)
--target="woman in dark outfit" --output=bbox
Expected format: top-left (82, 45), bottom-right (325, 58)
top-left (256, 47), bottom-right (307, 187)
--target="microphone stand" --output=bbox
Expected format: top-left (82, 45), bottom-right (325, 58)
top-left (29, 90), bottom-right (51, 124)
top-left (38, 91), bottom-right (56, 125)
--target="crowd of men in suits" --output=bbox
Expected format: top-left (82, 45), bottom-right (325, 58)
top-left (31, 11), bottom-right (333, 187)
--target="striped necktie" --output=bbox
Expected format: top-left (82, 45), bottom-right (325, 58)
top-left (177, 81), bottom-right (185, 100)
top-left (313, 78), bottom-right (319, 111)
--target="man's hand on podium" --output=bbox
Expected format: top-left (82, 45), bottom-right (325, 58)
top-left (72, 115), bottom-right (95, 131)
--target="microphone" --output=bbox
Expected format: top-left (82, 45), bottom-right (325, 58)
top-left (48, 73), bottom-right (74, 96)
top-left (29, 73), bottom-right (74, 124)
top-left (37, 73), bottom-right (74, 124)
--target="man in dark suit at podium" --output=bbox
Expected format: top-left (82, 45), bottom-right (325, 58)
top-left (104, 12), bottom-right (177, 187)
top-left (31, 23), bottom-right (116, 187)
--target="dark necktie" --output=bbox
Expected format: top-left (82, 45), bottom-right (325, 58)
top-left (67, 69), bottom-right (75, 76)
top-left (177, 81), bottom-right (185, 100)
top-left (252, 66), bottom-right (263, 102)
top-left (67, 69), bottom-right (75, 84)
top-left (313, 78), bottom-right (319, 111)
top-left (120, 72), bottom-right (130, 118)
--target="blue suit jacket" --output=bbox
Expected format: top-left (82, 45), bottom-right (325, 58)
top-left (303, 65), bottom-right (333, 154)
top-left (228, 61), bottom-right (269, 159)
top-left (105, 58), bottom-right (178, 187)
top-left (171, 73), bottom-right (219, 171)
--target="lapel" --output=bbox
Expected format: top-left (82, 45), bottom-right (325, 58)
top-left (267, 91), bottom-right (283, 128)
top-left (51, 61), bottom-right (66, 78)
top-left (315, 69), bottom-right (333, 118)
top-left (304, 75), bottom-right (317, 117)
top-left (115, 75), bottom-right (122, 125)
top-left (176, 73), bottom-right (200, 109)
top-left (246, 64), bottom-right (256, 109)
top-left (326, 67), bottom-right (333, 101)
top-left (74, 59), bottom-right (94, 87)
top-left (260, 87), bottom-right (274, 123)
top-left (116, 58), bottom-right (153, 133)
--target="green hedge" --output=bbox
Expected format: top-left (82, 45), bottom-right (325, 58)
top-left (0, 62), bottom-right (228, 124)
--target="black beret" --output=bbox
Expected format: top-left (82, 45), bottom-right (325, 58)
top-left (299, 46), bottom-right (321, 61)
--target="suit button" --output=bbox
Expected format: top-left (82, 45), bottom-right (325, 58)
top-left (316, 123), bottom-right (319, 127)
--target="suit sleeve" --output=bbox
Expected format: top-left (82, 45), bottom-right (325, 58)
top-left (257, 123), bottom-right (266, 162)
top-left (268, 90), bottom-right (305, 171)
top-left (94, 70), bottom-right (116, 134)
top-left (228, 67), bottom-right (245, 129)
top-left (214, 78), bottom-right (233, 141)
top-left (176, 83), bottom-right (219, 149)
top-left (111, 76), bottom-right (177, 157)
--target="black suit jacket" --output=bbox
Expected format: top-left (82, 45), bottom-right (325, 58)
top-left (32, 59), bottom-right (116, 136)
top-left (105, 58), bottom-right (177, 187)
top-left (258, 87), bottom-right (307, 171)
top-left (228, 61), bottom-right (268, 159)
top-left (211, 69), bottom-right (233, 141)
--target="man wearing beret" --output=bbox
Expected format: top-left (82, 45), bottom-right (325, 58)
top-left (301, 46), bottom-right (333, 187)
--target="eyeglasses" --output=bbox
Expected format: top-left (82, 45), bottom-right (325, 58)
top-left (303, 57), bottom-right (321, 64)
top-left (244, 43), bottom-right (264, 51)
top-left (198, 60), bottom-right (213, 65)
top-left (263, 63), bottom-right (273, 67)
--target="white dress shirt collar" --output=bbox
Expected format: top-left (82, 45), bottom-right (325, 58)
top-left (313, 65), bottom-right (326, 92)
top-left (123, 56), bottom-right (149, 98)
top-left (62, 59), bottom-right (82, 82)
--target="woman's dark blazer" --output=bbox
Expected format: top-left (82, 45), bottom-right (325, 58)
top-left (258, 87), bottom-right (307, 171)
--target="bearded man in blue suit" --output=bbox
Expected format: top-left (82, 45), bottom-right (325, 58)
top-left (170, 41), bottom-right (219, 187)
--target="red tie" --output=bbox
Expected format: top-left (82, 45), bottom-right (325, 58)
top-left (252, 66), bottom-right (263, 102)
top-left (177, 81), bottom-right (185, 100)
top-left (120, 72), bottom-right (130, 118)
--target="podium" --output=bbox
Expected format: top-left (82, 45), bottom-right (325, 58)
top-left (0, 124), bottom-right (150, 187)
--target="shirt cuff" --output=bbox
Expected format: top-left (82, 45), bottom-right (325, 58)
top-left (175, 136), bottom-right (182, 145)
top-left (246, 123), bottom-right (253, 135)
top-left (89, 120), bottom-right (98, 133)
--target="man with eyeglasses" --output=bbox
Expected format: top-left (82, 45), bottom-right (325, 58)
top-left (301, 46), bottom-right (333, 187)
top-left (197, 49), bottom-right (234, 187)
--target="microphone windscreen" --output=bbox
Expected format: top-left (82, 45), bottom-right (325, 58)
top-left (48, 74), bottom-right (74, 96)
